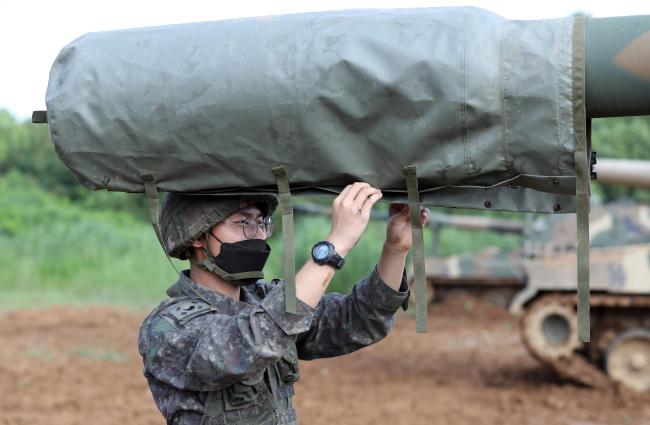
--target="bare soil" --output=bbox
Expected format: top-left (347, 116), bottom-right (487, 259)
top-left (1, 299), bottom-right (649, 425)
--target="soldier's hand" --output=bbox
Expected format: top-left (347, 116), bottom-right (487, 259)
top-left (384, 203), bottom-right (430, 252)
top-left (326, 182), bottom-right (382, 256)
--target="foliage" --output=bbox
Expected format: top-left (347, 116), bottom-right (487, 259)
top-left (0, 110), bottom-right (148, 219)
top-left (0, 172), bottom-right (519, 308)
top-left (0, 175), bottom-right (404, 306)
top-left (0, 170), bottom-right (139, 237)
top-left (0, 110), bottom-right (648, 307)
top-left (591, 116), bottom-right (650, 204)
top-left (1, 110), bottom-right (649, 222)
top-left (0, 170), bottom-right (179, 308)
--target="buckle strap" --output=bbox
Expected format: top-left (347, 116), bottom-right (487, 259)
top-left (140, 172), bottom-right (178, 273)
top-left (272, 166), bottom-right (297, 314)
top-left (572, 16), bottom-right (590, 342)
top-left (199, 259), bottom-right (263, 281)
top-left (403, 165), bottom-right (428, 333)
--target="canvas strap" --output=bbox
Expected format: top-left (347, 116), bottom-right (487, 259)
top-left (272, 166), bottom-right (297, 314)
top-left (140, 172), bottom-right (178, 273)
top-left (403, 165), bottom-right (428, 333)
top-left (198, 259), bottom-right (264, 281)
top-left (572, 16), bottom-right (590, 342)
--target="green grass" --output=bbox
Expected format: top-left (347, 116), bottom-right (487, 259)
top-left (435, 226), bottom-right (521, 257)
top-left (0, 172), bottom-right (521, 309)
top-left (0, 219), bottom-right (182, 308)
top-left (0, 170), bottom-right (180, 308)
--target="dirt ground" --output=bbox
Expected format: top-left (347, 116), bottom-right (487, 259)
top-left (1, 299), bottom-right (649, 425)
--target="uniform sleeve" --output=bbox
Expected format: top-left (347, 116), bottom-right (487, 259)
top-left (138, 283), bottom-right (315, 391)
top-left (296, 265), bottom-right (410, 360)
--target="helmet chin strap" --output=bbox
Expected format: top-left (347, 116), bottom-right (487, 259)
top-left (191, 232), bottom-right (264, 283)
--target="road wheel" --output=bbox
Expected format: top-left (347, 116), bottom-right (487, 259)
top-left (606, 329), bottom-right (650, 392)
top-left (521, 294), bottom-right (582, 360)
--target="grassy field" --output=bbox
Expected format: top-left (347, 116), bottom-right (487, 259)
top-left (2, 111), bottom-right (649, 309)
top-left (0, 171), bottom-right (522, 309)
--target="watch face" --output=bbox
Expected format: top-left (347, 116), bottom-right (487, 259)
top-left (313, 243), bottom-right (330, 260)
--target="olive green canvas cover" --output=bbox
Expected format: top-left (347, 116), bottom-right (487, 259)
top-left (45, 7), bottom-right (585, 213)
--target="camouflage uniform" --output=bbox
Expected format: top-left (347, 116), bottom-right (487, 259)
top-left (139, 266), bottom-right (409, 425)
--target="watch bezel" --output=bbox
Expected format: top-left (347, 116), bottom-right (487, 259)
top-left (312, 241), bottom-right (334, 263)
top-left (311, 240), bottom-right (344, 270)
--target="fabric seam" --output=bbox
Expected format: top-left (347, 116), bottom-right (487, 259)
top-left (461, 9), bottom-right (472, 177)
top-left (499, 20), bottom-right (513, 173)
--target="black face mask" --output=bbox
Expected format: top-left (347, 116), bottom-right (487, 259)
top-left (201, 235), bottom-right (271, 286)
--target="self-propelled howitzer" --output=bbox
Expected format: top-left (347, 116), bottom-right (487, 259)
top-left (416, 159), bottom-right (650, 391)
top-left (33, 8), bottom-right (650, 337)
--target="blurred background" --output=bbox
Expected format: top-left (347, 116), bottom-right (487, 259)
top-left (1, 0), bottom-right (649, 308)
top-left (2, 1), bottom-right (650, 425)
top-left (1, 110), bottom-right (648, 308)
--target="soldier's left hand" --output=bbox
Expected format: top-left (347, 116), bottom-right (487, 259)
top-left (384, 203), bottom-right (430, 252)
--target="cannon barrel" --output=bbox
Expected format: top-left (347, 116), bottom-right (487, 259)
top-left (594, 158), bottom-right (650, 188)
top-left (586, 16), bottom-right (650, 118)
top-left (426, 158), bottom-right (650, 235)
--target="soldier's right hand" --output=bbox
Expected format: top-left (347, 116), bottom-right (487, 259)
top-left (326, 182), bottom-right (382, 257)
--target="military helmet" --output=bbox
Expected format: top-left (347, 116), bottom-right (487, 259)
top-left (160, 193), bottom-right (278, 259)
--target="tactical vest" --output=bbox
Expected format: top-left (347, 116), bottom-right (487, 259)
top-left (200, 346), bottom-right (300, 425)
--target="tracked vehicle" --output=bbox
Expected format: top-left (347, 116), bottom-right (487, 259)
top-left (418, 159), bottom-right (650, 390)
top-left (513, 202), bottom-right (650, 391)
top-left (515, 159), bottom-right (650, 391)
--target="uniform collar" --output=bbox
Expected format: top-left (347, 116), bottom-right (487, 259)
top-left (166, 270), bottom-right (258, 311)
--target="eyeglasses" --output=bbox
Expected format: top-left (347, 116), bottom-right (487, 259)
top-left (222, 216), bottom-right (274, 239)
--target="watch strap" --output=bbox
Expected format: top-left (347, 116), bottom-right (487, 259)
top-left (312, 241), bottom-right (345, 270)
top-left (327, 253), bottom-right (346, 270)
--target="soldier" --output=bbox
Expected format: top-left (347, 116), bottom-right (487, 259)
top-left (139, 182), bottom-right (430, 424)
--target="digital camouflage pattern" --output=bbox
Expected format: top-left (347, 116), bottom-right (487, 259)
top-left (424, 248), bottom-right (525, 283)
top-left (418, 248), bottom-right (525, 308)
top-left (160, 193), bottom-right (278, 259)
top-left (413, 202), bottom-right (650, 390)
top-left (525, 203), bottom-right (650, 251)
top-left (513, 203), bottom-right (650, 310)
top-left (139, 267), bottom-right (409, 424)
top-left (517, 203), bottom-right (650, 390)
top-left (416, 203), bottom-right (650, 309)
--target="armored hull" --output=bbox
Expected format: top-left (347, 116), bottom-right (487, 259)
top-left (415, 201), bottom-right (650, 390)
top-left (515, 203), bottom-right (650, 391)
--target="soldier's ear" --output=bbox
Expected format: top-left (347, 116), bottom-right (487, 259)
top-left (190, 235), bottom-right (208, 260)
top-left (189, 237), bottom-right (207, 262)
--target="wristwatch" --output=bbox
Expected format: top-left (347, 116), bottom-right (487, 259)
top-left (311, 241), bottom-right (346, 270)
